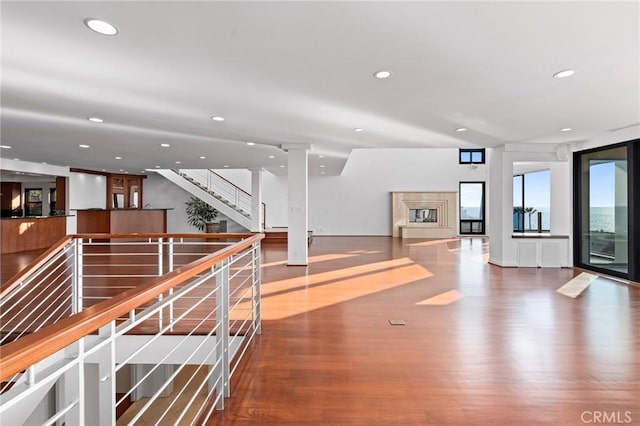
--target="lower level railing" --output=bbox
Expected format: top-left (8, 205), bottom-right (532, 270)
top-left (0, 233), bottom-right (263, 425)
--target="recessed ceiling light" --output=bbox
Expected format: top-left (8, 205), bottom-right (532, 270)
top-left (374, 70), bottom-right (392, 79)
top-left (353, 128), bottom-right (364, 132)
top-left (319, 155), bottom-right (325, 158)
top-left (155, 165), bottom-right (161, 168)
top-left (211, 116), bottom-right (225, 122)
top-left (175, 161), bottom-right (181, 164)
top-left (83, 18), bottom-right (119, 36)
top-left (321, 172), bottom-right (325, 175)
top-left (199, 156), bottom-right (206, 159)
top-left (246, 142), bottom-right (255, 146)
top-left (79, 144), bottom-right (90, 148)
top-left (42, 162), bottom-right (47, 165)
top-left (224, 165), bottom-right (229, 168)
top-left (268, 155), bottom-right (275, 159)
top-left (456, 127), bottom-right (468, 132)
top-left (160, 143), bottom-right (170, 147)
top-left (88, 117), bottom-right (104, 123)
top-left (280, 165), bottom-right (285, 168)
top-left (114, 156), bottom-right (122, 160)
top-left (553, 69), bottom-right (575, 79)
top-left (0, 145), bottom-right (11, 149)
top-left (119, 169), bottom-right (124, 172)
top-left (13, 158), bottom-right (20, 161)
top-left (124, 171), bottom-right (129, 174)
top-left (560, 127), bottom-right (572, 132)
top-left (320, 165), bottom-right (325, 168)
top-left (102, 169), bottom-right (106, 172)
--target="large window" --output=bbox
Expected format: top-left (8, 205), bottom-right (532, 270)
top-left (574, 141), bottom-right (639, 281)
top-left (460, 182), bottom-right (485, 234)
top-left (513, 170), bottom-right (550, 232)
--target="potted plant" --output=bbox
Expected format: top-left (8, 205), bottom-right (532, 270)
top-left (185, 197), bottom-right (219, 232)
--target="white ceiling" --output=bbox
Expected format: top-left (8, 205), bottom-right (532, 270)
top-left (1, 1), bottom-right (638, 176)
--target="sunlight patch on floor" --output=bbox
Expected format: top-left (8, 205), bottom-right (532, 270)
top-left (260, 261), bottom-right (433, 319)
top-left (261, 253), bottom-right (359, 268)
top-left (415, 289), bottom-right (463, 306)
top-left (407, 238), bottom-right (460, 247)
top-left (261, 257), bottom-right (416, 296)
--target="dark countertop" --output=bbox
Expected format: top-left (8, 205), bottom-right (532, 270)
top-left (1, 215), bottom-right (73, 220)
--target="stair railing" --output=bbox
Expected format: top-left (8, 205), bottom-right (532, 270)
top-left (176, 169), bottom-right (266, 228)
top-left (0, 233), bottom-right (264, 425)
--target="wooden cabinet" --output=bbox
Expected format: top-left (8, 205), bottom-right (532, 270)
top-left (76, 209), bottom-right (168, 234)
top-left (107, 174), bottom-right (143, 209)
top-left (1, 182), bottom-right (22, 211)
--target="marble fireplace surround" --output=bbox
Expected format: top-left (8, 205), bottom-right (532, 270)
top-left (391, 191), bottom-right (457, 238)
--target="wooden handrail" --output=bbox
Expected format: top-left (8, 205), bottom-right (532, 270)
top-left (0, 233), bottom-right (264, 381)
top-left (0, 235), bottom-right (73, 298)
top-left (74, 232), bottom-right (257, 240)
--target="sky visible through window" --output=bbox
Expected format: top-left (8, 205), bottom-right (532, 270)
top-left (589, 162), bottom-right (615, 207)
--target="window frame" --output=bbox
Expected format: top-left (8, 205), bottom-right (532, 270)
top-left (459, 148), bottom-right (485, 165)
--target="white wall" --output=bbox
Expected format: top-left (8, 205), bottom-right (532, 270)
top-left (69, 172), bottom-right (106, 209)
top-left (488, 144), bottom-right (572, 267)
top-left (67, 172), bottom-right (107, 233)
top-left (308, 149), bottom-right (488, 235)
top-left (143, 173), bottom-right (247, 233)
top-left (212, 150), bottom-right (488, 235)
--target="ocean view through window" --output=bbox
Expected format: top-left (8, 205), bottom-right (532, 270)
top-left (575, 142), bottom-right (631, 279)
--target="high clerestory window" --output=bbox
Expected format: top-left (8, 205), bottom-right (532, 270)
top-left (459, 148), bottom-right (485, 164)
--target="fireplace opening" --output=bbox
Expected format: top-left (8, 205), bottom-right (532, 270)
top-left (409, 208), bottom-right (438, 223)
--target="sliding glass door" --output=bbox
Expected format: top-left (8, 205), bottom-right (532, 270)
top-left (574, 140), bottom-right (639, 281)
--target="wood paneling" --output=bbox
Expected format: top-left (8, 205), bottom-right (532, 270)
top-left (110, 209), bottom-right (164, 234)
top-left (1, 182), bottom-right (21, 210)
top-left (76, 210), bottom-right (110, 233)
top-left (55, 176), bottom-right (66, 211)
top-left (76, 209), bottom-right (167, 234)
top-left (1, 217), bottom-right (66, 254)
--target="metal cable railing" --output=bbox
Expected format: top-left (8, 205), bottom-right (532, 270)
top-left (0, 233), bottom-right (263, 425)
top-left (176, 169), bottom-right (267, 227)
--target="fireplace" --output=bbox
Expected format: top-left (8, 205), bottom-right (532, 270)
top-left (391, 191), bottom-right (457, 238)
top-left (409, 208), bottom-right (438, 223)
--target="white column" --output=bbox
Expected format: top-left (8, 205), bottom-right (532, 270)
top-left (250, 168), bottom-right (264, 232)
top-left (282, 144), bottom-right (309, 266)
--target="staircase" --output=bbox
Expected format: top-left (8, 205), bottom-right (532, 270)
top-left (154, 169), bottom-right (255, 230)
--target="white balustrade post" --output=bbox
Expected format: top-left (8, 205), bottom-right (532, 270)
top-left (57, 339), bottom-right (85, 426)
top-left (96, 322), bottom-right (116, 426)
top-left (253, 242), bottom-right (262, 335)
top-left (215, 260), bottom-right (230, 408)
top-left (168, 237), bottom-right (174, 272)
top-left (71, 239), bottom-right (84, 314)
top-left (157, 237), bottom-right (164, 276)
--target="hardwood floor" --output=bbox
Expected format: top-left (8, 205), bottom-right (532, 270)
top-left (2, 236), bottom-right (638, 425)
top-left (208, 236), bottom-right (639, 425)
